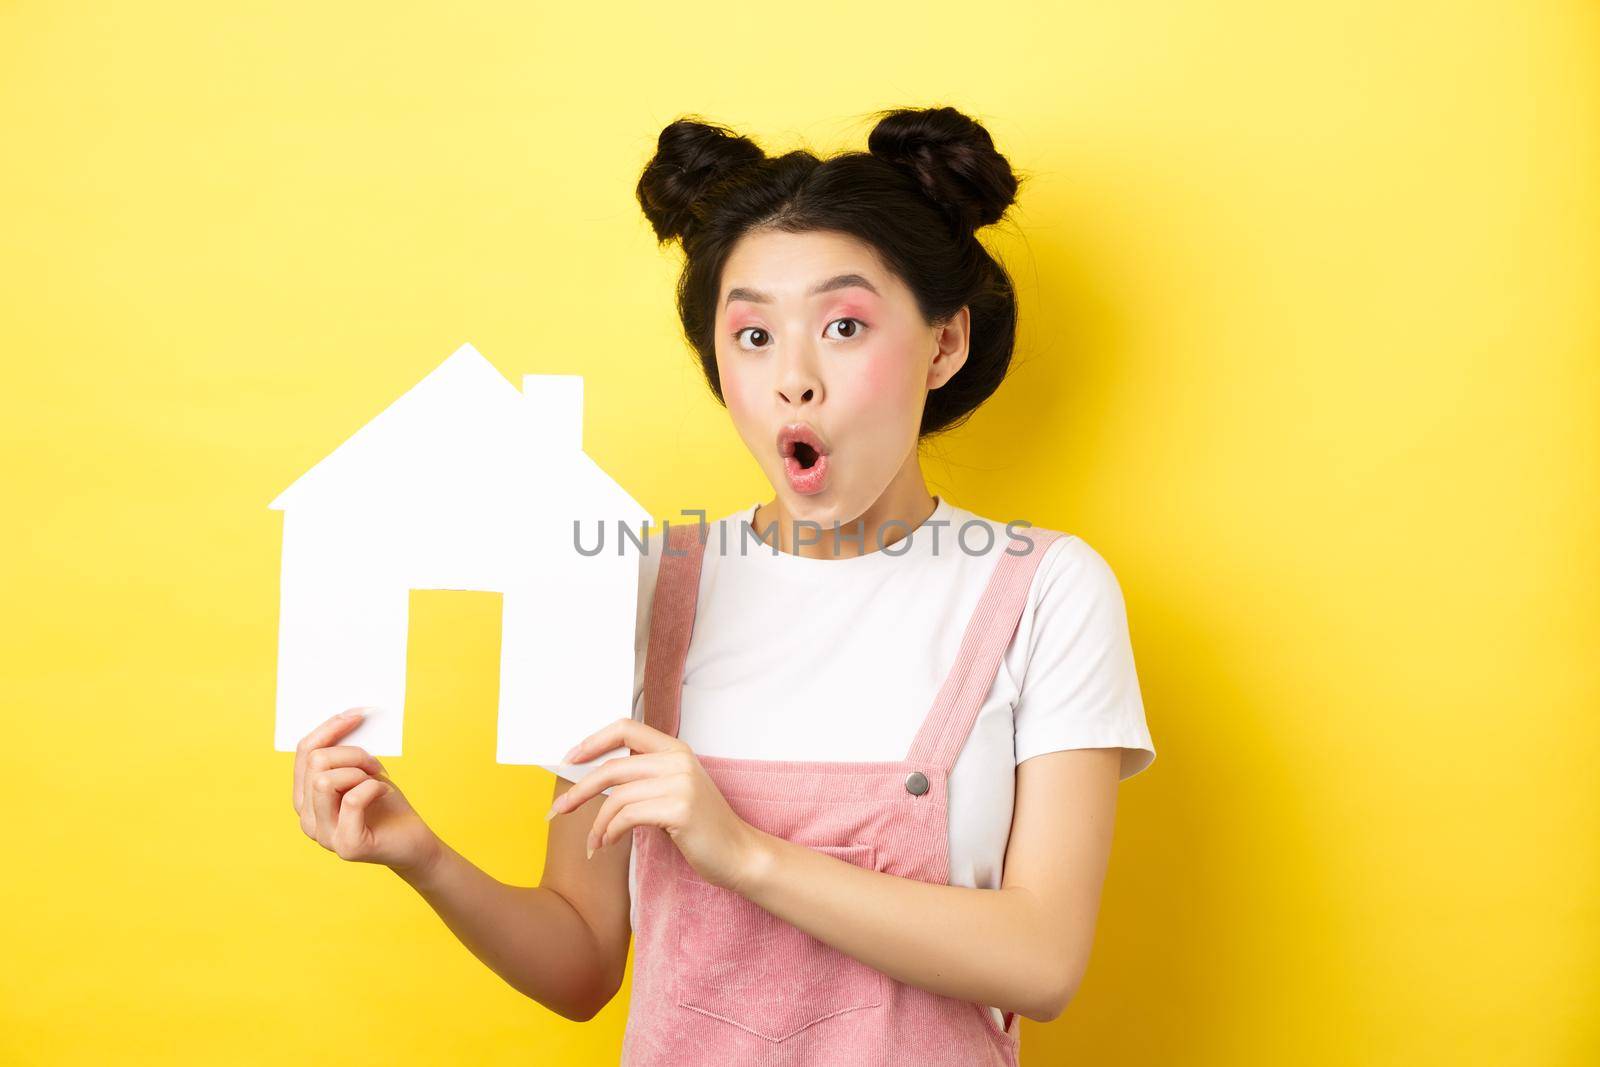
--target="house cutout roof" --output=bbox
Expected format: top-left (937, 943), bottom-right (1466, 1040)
top-left (270, 342), bottom-right (604, 515)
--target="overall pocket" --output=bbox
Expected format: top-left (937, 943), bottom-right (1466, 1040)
top-left (673, 842), bottom-right (885, 1043)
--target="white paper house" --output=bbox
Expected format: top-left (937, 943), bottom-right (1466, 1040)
top-left (268, 342), bottom-right (651, 764)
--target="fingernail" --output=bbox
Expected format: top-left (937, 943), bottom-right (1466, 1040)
top-left (562, 747), bottom-right (580, 763)
top-left (585, 845), bottom-right (594, 860)
top-left (545, 804), bottom-right (558, 821)
top-left (339, 709), bottom-right (365, 719)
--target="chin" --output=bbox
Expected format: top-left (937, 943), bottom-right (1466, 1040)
top-left (786, 494), bottom-right (858, 526)
top-left (769, 488), bottom-right (824, 514)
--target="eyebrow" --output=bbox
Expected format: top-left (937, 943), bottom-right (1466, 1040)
top-left (723, 273), bottom-right (881, 308)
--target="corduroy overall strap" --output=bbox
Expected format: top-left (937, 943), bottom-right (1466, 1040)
top-left (639, 522), bottom-right (707, 737)
top-left (904, 525), bottom-right (1065, 769)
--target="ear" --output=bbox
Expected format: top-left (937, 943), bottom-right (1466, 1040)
top-left (928, 305), bottom-right (971, 390)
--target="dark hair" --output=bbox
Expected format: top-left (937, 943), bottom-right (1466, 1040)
top-left (635, 106), bottom-right (1028, 438)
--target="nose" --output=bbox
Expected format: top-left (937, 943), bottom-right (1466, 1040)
top-left (776, 348), bottom-right (822, 408)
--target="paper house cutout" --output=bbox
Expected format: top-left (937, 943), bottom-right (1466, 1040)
top-left (268, 342), bottom-right (651, 764)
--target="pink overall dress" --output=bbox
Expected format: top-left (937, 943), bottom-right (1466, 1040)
top-left (621, 519), bottom-right (1067, 1066)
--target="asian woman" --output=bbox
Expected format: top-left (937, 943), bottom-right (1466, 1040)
top-left (291, 105), bottom-right (1156, 1066)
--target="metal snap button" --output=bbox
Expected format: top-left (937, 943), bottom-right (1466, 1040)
top-left (904, 770), bottom-right (929, 796)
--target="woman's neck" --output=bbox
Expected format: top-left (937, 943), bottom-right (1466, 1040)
top-left (752, 476), bottom-right (939, 559)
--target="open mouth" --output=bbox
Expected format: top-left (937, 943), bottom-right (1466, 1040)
top-left (777, 423), bottom-right (831, 494)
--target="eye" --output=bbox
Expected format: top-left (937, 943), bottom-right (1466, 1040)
top-left (733, 326), bottom-right (772, 351)
top-left (825, 317), bottom-right (868, 341)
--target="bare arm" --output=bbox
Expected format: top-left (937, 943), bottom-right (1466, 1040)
top-left (554, 719), bottom-right (1123, 1023)
top-left (395, 777), bottom-right (633, 1020)
top-left (731, 747), bottom-right (1121, 1021)
top-left (293, 710), bottom-right (633, 1021)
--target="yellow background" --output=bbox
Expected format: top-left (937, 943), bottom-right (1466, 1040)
top-left (2, 1), bottom-right (1596, 1064)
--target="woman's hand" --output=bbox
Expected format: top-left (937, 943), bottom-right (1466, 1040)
top-left (293, 709), bottom-right (442, 880)
top-left (547, 718), bottom-right (768, 892)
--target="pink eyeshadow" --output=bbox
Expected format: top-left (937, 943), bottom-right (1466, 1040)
top-left (830, 302), bottom-right (875, 320)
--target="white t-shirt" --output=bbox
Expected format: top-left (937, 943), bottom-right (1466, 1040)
top-left (544, 496), bottom-right (1156, 1029)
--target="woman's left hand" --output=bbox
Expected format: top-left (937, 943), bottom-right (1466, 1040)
top-left (547, 718), bottom-right (767, 892)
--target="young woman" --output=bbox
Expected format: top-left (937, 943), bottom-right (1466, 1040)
top-left (291, 106), bottom-right (1156, 1065)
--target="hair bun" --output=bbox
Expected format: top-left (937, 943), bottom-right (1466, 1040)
top-left (636, 117), bottom-right (767, 244)
top-left (867, 106), bottom-right (1020, 234)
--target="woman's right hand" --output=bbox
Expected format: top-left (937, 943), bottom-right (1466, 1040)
top-left (293, 708), bottom-right (441, 879)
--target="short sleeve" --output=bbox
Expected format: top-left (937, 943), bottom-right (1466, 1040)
top-left (1012, 535), bottom-right (1156, 781)
top-left (537, 529), bottom-right (663, 790)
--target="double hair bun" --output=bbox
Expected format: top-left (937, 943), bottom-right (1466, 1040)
top-left (637, 106), bottom-right (1019, 244)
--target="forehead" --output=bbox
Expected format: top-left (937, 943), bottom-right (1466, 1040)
top-left (720, 229), bottom-right (900, 304)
